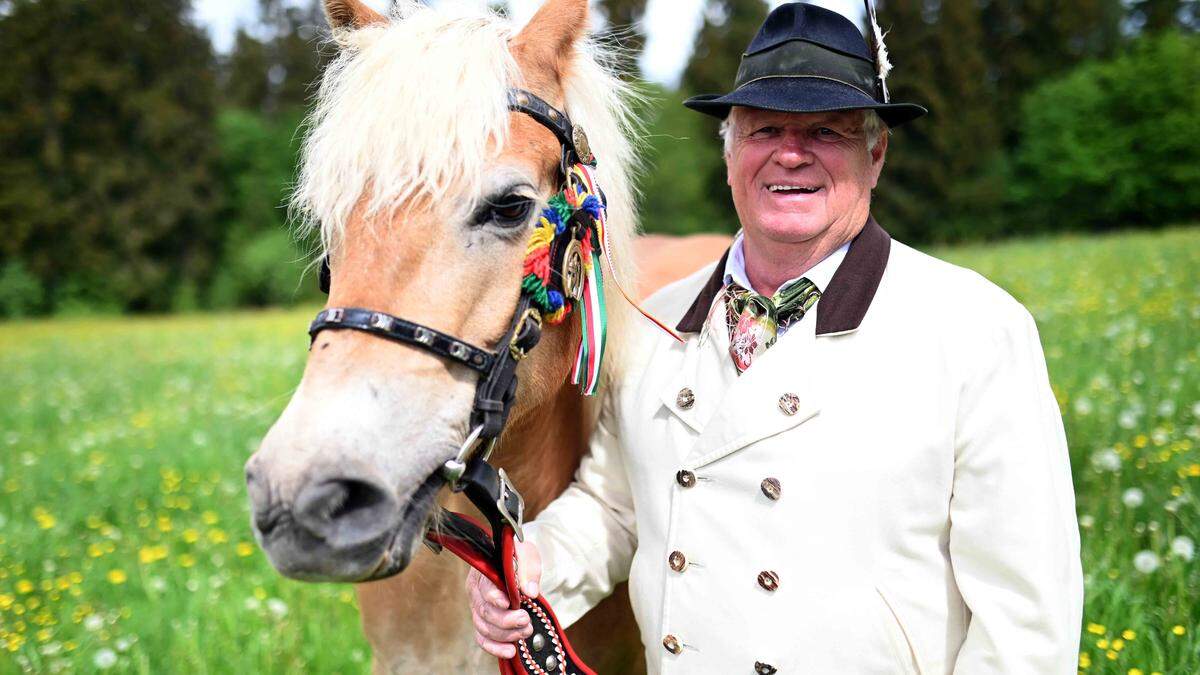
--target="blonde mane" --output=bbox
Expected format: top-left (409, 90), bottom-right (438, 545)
top-left (291, 0), bottom-right (643, 382)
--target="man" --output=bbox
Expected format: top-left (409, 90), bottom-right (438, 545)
top-left (468, 3), bottom-right (1083, 673)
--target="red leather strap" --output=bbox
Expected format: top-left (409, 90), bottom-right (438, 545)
top-left (426, 512), bottom-right (597, 675)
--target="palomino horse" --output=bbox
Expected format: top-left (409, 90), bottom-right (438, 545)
top-left (245, 0), bottom-right (727, 672)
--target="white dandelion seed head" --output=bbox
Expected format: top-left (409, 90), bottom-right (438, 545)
top-left (83, 613), bottom-right (104, 632)
top-left (114, 637), bottom-right (132, 653)
top-left (267, 598), bottom-right (289, 619)
top-left (244, 597), bottom-right (262, 612)
top-left (1171, 536), bottom-right (1195, 562)
top-left (1123, 488), bottom-right (1145, 508)
top-left (1118, 410), bottom-right (1138, 429)
top-left (1074, 397), bottom-right (1093, 415)
top-left (1157, 400), bottom-right (1176, 417)
top-left (92, 648), bottom-right (118, 670)
top-left (1133, 550), bottom-right (1160, 574)
top-left (147, 577), bottom-right (166, 593)
top-left (1079, 514), bottom-right (1095, 529)
top-left (1092, 448), bottom-right (1122, 472)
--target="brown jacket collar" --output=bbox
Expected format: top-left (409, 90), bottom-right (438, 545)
top-left (674, 216), bottom-right (891, 336)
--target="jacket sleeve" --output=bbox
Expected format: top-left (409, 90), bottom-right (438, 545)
top-left (522, 390), bottom-right (637, 628)
top-left (950, 305), bottom-right (1084, 673)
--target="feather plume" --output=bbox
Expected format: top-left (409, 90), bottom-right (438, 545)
top-left (863, 0), bottom-right (891, 101)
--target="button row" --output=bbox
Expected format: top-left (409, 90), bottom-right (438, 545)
top-left (677, 387), bottom-right (801, 417)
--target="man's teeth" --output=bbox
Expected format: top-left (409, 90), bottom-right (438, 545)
top-left (767, 185), bottom-right (819, 193)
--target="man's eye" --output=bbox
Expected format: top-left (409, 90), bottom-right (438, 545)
top-left (480, 195), bottom-right (534, 227)
top-left (816, 127), bottom-right (841, 138)
top-left (750, 126), bottom-right (779, 137)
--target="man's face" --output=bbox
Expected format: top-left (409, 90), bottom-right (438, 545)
top-left (725, 107), bottom-right (887, 247)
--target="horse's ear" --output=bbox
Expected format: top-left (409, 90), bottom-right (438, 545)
top-left (323, 0), bottom-right (387, 30)
top-left (511, 0), bottom-right (589, 83)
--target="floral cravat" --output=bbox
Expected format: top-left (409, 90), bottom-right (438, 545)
top-left (725, 278), bottom-right (820, 374)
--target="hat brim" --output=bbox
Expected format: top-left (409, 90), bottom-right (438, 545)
top-left (684, 77), bottom-right (927, 128)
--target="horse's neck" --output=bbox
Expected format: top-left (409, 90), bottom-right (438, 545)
top-left (489, 381), bottom-right (589, 517)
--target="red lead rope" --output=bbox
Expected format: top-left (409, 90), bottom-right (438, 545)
top-left (426, 512), bottom-right (597, 675)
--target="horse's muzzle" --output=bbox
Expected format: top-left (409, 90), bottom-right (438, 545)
top-left (245, 458), bottom-right (440, 582)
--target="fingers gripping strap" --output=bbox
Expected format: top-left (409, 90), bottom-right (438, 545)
top-left (427, 512), bottom-right (596, 675)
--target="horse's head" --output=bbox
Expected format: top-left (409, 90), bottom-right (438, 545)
top-left (244, 0), bottom-right (636, 582)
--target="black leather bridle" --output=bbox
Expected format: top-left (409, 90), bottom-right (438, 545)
top-left (306, 88), bottom-right (602, 675)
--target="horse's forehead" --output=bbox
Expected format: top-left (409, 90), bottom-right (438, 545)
top-left (504, 112), bottom-right (562, 185)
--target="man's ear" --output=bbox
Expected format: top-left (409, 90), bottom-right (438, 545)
top-left (323, 0), bottom-right (387, 31)
top-left (510, 0), bottom-right (589, 89)
top-left (869, 131), bottom-right (888, 189)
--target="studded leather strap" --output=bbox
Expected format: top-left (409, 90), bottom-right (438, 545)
top-left (309, 307), bottom-right (493, 372)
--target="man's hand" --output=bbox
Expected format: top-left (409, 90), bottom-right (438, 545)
top-left (466, 539), bottom-right (542, 658)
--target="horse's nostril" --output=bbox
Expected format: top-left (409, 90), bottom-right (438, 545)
top-left (293, 477), bottom-right (396, 547)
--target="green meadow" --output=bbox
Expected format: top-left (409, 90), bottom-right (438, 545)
top-left (1, 226), bottom-right (1198, 674)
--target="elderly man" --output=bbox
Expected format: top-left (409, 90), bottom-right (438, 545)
top-left (468, 3), bottom-right (1083, 673)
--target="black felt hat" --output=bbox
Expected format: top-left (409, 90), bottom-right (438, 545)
top-left (684, 2), bottom-right (927, 128)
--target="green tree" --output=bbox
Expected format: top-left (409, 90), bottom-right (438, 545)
top-left (872, 0), bottom-right (1005, 243)
top-left (1010, 31), bottom-right (1200, 231)
top-left (680, 0), bottom-right (771, 232)
top-left (0, 0), bottom-right (220, 313)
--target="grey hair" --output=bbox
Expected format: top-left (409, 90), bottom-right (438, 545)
top-left (719, 107), bottom-right (888, 157)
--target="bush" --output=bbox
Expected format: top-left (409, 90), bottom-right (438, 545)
top-left (1011, 32), bottom-right (1200, 231)
top-left (208, 229), bottom-right (315, 308)
top-left (0, 260), bottom-right (45, 318)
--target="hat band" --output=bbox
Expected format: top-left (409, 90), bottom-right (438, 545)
top-left (734, 39), bottom-right (878, 101)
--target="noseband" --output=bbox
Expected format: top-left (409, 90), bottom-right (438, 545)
top-left (307, 89), bottom-right (603, 675)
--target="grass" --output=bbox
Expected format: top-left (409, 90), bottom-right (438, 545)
top-left (1, 226), bottom-right (1198, 673)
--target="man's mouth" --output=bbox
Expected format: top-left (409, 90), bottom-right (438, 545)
top-left (765, 184), bottom-right (821, 194)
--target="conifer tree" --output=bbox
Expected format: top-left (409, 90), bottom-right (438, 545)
top-left (0, 0), bottom-right (220, 312)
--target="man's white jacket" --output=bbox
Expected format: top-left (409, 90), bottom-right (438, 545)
top-left (526, 219), bottom-right (1084, 674)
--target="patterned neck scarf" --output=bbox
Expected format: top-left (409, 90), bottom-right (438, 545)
top-left (725, 278), bottom-right (821, 374)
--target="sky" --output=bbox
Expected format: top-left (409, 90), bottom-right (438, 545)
top-left (192, 0), bottom-right (865, 88)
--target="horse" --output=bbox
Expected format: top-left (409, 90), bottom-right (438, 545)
top-left (243, 0), bottom-right (722, 671)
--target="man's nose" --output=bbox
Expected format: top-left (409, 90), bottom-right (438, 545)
top-left (773, 133), bottom-right (812, 168)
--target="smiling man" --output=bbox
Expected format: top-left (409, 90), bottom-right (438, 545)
top-left (468, 3), bottom-right (1084, 673)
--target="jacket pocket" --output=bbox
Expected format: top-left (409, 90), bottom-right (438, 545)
top-left (875, 585), bottom-right (924, 675)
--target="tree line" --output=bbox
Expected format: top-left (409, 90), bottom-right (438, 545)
top-left (0, 0), bottom-right (1195, 317)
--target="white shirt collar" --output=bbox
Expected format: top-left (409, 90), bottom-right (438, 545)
top-left (723, 231), bottom-right (849, 295)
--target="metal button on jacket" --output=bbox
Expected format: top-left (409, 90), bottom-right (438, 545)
top-left (676, 387), bottom-right (695, 409)
top-left (662, 634), bottom-right (682, 655)
top-left (668, 550), bottom-right (688, 572)
top-left (755, 661), bottom-right (778, 674)
top-left (757, 570), bottom-right (780, 592)
top-left (760, 477), bottom-right (782, 501)
top-left (676, 469), bottom-right (696, 488)
top-left (778, 392), bottom-right (800, 416)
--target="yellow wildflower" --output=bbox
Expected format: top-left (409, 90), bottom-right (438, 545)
top-left (1086, 623), bottom-right (1106, 635)
top-left (0, 595), bottom-right (12, 610)
top-left (236, 542), bottom-right (255, 557)
top-left (1106, 650), bottom-right (1118, 660)
top-left (202, 511), bottom-right (219, 525)
top-left (107, 570), bottom-right (127, 585)
top-left (15, 580), bottom-right (33, 594)
top-left (1112, 638), bottom-right (1125, 650)
top-left (182, 529), bottom-right (200, 544)
top-left (178, 554), bottom-right (196, 568)
top-left (87, 543), bottom-right (105, 558)
top-left (1079, 652), bottom-right (1091, 668)
top-left (1096, 638), bottom-right (1109, 649)
top-left (1171, 625), bottom-right (1185, 636)
top-left (1122, 629), bottom-right (1136, 640)
top-left (207, 529), bottom-right (227, 544)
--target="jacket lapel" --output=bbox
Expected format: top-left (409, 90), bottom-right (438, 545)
top-left (683, 310), bottom-right (823, 470)
top-left (658, 311), bottom-right (734, 435)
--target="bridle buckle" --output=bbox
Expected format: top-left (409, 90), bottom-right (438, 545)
top-left (496, 468), bottom-right (525, 541)
top-left (508, 307), bottom-right (542, 361)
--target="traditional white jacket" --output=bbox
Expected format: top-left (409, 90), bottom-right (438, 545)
top-left (526, 219), bottom-right (1083, 674)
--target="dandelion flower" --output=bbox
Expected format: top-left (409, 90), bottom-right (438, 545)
top-left (1092, 448), bottom-right (1121, 472)
top-left (1171, 625), bottom-right (1185, 635)
top-left (92, 647), bottom-right (117, 670)
top-left (1122, 488), bottom-right (1145, 508)
top-left (236, 542), bottom-right (255, 557)
top-left (1133, 550), bottom-right (1160, 574)
top-left (1171, 536), bottom-right (1194, 561)
top-left (267, 598), bottom-right (288, 619)
top-left (106, 570), bottom-right (127, 585)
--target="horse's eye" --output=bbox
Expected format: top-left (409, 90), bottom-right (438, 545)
top-left (484, 195), bottom-right (534, 227)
